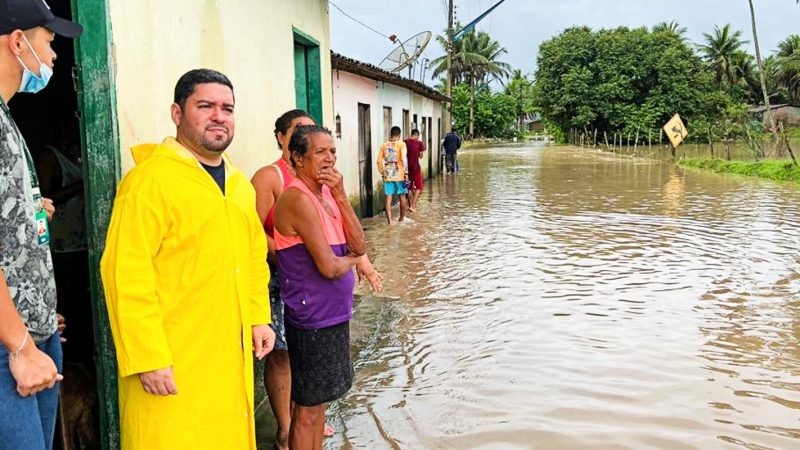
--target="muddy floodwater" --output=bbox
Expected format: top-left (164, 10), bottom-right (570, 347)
top-left (328, 143), bottom-right (800, 449)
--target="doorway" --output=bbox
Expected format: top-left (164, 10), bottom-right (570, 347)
top-left (358, 103), bottom-right (374, 217)
top-left (437, 117), bottom-right (442, 174)
top-left (402, 109), bottom-right (410, 139)
top-left (427, 117), bottom-right (433, 178)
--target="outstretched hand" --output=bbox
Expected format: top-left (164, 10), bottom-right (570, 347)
top-left (356, 256), bottom-right (384, 293)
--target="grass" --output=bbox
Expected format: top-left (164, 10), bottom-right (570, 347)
top-left (679, 158), bottom-right (800, 182)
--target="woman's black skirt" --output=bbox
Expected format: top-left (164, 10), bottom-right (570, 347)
top-left (285, 321), bottom-right (354, 407)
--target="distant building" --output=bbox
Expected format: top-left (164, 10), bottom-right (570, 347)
top-left (522, 111), bottom-right (545, 133)
top-left (331, 52), bottom-right (449, 217)
top-left (749, 104), bottom-right (800, 129)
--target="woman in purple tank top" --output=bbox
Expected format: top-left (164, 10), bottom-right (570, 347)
top-left (273, 125), bottom-right (366, 450)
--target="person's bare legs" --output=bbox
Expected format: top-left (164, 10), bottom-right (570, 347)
top-left (313, 404), bottom-right (327, 449)
top-left (290, 403), bottom-right (327, 450)
top-left (265, 350), bottom-right (291, 450)
top-left (399, 194), bottom-right (408, 222)
top-left (385, 194), bottom-right (394, 225)
top-left (411, 189), bottom-right (421, 211)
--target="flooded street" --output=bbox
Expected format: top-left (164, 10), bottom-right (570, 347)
top-left (329, 143), bottom-right (800, 450)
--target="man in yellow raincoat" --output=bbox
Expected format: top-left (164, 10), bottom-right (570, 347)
top-left (101, 69), bottom-right (275, 449)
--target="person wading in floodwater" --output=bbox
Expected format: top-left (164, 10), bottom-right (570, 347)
top-left (443, 128), bottom-right (462, 174)
top-left (404, 128), bottom-right (425, 212)
top-left (377, 126), bottom-right (408, 224)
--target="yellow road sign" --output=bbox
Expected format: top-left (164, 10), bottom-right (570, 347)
top-left (663, 113), bottom-right (688, 148)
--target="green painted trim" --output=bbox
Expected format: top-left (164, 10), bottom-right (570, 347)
top-left (71, 0), bottom-right (121, 448)
top-left (292, 26), bottom-right (320, 46)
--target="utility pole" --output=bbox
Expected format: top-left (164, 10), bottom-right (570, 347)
top-left (446, 0), bottom-right (454, 130)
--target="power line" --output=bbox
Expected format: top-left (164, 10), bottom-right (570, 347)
top-left (329, 1), bottom-right (391, 41)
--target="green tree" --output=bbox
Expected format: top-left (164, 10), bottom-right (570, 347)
top-left (432, 27), bottom-right (511, 138)
top-left (533, 26), bottom-right (736, 142)
top-left (776, 34), bottom-right (800, 104)
top-left (503, 69), bottom-right (536, 129)
top-left (697, 24), bottom-right (748, 86)
top-left (652, 21), bottom-right (687, 40)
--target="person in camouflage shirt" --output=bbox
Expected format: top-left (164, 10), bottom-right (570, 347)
top-left (0, 1), bottom-right (83, 449)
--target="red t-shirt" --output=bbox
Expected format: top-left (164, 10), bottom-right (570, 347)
top-left (404, 138), bottom-right (425, 174)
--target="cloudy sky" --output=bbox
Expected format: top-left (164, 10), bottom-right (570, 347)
top-left (329, 0), bottom-right (800, 85)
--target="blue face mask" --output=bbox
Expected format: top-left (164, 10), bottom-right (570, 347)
top-left (15, 35), bottom-right (53, 94)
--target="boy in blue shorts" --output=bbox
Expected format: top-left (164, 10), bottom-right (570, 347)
top-left (377, 126), bottom-right (408, 224)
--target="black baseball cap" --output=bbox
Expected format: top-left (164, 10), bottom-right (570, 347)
top-left (0, 0), bottom-right (83, 37)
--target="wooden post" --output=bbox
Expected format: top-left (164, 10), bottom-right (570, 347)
top-left (634, 128), bottom-right (640, 154)
top-left (708, 126), bottom-right (714, 158)
top-left (779, 123), bottom-right (797, 165)
top-left (593, 129), bottom-right (598, 148)
top-left (604, 131), bottom-right (610, 151)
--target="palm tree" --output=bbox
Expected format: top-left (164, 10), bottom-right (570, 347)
top-left (504, 69), bottom-right (534, 129)
top-left (747, 0), bottom-right (778, 137)
top-left (698, 24), bottom-right (749, 86)
top-left (430, 24), bottom-right (488, 85)
top-left (776, 34), bottom-right (800, 104)
top-left (431, 27), bottom-right (511, 138)
top-left (652, 21), bottom-right (688, 40)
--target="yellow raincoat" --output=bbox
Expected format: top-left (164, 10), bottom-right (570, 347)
top-left (101, 138), bottom-right (270, 449)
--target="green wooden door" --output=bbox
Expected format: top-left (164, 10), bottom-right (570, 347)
top-left (293, 28), bottom-right (323, 124)
top-left (294, 43), bottom-right (309, 113)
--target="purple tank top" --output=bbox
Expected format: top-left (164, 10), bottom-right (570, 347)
top-left (274, 179), bottom-right (355, 329)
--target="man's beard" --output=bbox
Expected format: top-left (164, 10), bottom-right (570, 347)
top-left (200, 134), bottom-right (232, 154)
top-left (195, 124), bottom-right (233, 154)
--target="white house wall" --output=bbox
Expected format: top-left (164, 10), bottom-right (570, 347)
top-left (332, 68), bottom-right (443, 216)
top-left (331, 70), bottom-right (378, 205)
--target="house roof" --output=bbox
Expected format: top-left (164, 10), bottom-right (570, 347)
top-left (331, 51), bottom-right (450, 103)
top-left (748, 104), bottom-right (799, 113)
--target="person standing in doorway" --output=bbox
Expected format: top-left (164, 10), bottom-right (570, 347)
top-left (443, 128), bottom-right (462, 174)
top-left (403, 129), bottom-right (425, 212)
top-left (0, 2), bottom-right (82, 449)
top-left (251, 110), bottom-right (383, 448)
top-left (101, 69), bottom-right (275, 450)
top-left (377, 126), bottom-right (408, 224)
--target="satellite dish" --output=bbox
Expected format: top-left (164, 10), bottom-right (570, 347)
top-left (378, 31), bottom-right (432, 75)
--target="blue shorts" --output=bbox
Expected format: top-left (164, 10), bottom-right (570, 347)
top-left (268, 263), bottom-right (288, 351)
top-left (384, 181), bottom-right (408, 196)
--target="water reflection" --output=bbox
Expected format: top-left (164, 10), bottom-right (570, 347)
top-left (328, 144), bottom-right (800, 449)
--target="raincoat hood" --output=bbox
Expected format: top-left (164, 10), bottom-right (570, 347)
top-left (131, 137), bottom-right (231, 167)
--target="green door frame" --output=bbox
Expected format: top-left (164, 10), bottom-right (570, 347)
top-left (292, 27), bottom-right (323, 123)
top-left (70, 0), bottom-right (122, 448)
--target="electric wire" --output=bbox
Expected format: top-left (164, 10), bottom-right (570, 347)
top-left (329, 1), bottom-right (392, 40)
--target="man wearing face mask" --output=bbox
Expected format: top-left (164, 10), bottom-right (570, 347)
top-left (0, 1), bottom-right (83, 449)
